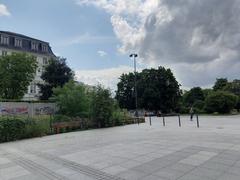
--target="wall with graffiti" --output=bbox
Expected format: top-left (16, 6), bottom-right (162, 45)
top-left (0, 102), bottom-right (57, 116)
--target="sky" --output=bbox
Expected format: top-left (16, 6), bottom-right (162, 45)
top-left (1, 0), bottom-right (240, 91)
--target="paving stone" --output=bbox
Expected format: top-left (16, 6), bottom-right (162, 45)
top-left (140, 174), bottom-right (167, 180)
top-left (0, 115), bottom-right (239, 180)
top-left (187, 167), bottom-right (223, 179)
top-left (153, 168), bottom-right (186, 180)
top-left (0, 166), bottom-right (30, 180)
top-left (217, 173), bottom-right (240, 180)
top-left (117, 169), bottom-right (147, 180)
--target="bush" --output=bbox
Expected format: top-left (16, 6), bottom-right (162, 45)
top-left (52, 81), bottom-right (90, 118)
top-left (111, 109), bottom-right (129, 126)
top-left (90, 85), bottom-right (115, 128)
top-left (0, 117), bottom-right (26, 142)
top-left (236, 96), bottom-right (240, 112)
top-left (0, 117), bottom-right (51, 143)
top-left (52, 114), bottom-right (72, 123)
top-left (205, 91), bottom-right (238, 114)
top-left (23, 117), bottom-right (51, 138)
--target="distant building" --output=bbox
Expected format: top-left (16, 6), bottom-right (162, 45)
top-left (0, 31), bottom-right (56, 100)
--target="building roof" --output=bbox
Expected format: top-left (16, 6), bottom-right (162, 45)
top-left (0, 31), bottom-right (56, 57)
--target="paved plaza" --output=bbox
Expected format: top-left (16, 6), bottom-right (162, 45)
top-left (0, 115), bottom-right (240, 180)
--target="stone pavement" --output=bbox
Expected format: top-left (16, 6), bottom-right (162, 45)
top-left (1, 115), bottom-right (240, 180)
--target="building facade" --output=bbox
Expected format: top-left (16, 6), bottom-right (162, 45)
top-left (0, 31), bottom-right (56, 100)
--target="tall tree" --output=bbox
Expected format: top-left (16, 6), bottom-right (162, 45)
top-left (183, 87), bottom-right (205, 106)
top-left (39, 57), bottom-right (74, 100)
top-left (116, 73), bottom-right (136, 109)
top-left (223, 79), bottom-right (240, 96)
top-left (116, 67), bottom-right (181, 113)
top-left (90, 85), bottom-right (115, 127)
top-left (213, 78), bottom-right (228, 91)
top-left (0, 53), bottom-right (37, 99)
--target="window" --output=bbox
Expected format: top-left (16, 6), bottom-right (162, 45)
top-left (43, 57), bottom-right (48, 65)
top-left (42, 44), bottom-right (48, 52)
top-left (0, 36), bottom-right (9, 45)
top-left (14, 38), bottom-right (22, 47)
top-left (1, 51), bottom-right (7, 56)
top-left (31, 42), bottom-right (38, 50)
top-left (30, 84), bottom-right (36, 94)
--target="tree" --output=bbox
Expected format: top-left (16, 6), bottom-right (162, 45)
top-left (52, 81), bottom-right (90, 117)
top-left (116, 73), bottom-right (136, 109)
top-left (205, 91), bottom-right (238, 113)
top-left (90, 85), bottom-right (115, 127)
top-left (39, 57), bottom-right (74, 100)
top-left (183, 87), bottom-right (205, 106)
top-left (223, 79), bottom-right (240, 96)
top-left (116, 67), bottom-right (181, 113)
top-left (0, 53), bottom-right (37, 99)
top-left (213, 78), bottom-right (228, 91)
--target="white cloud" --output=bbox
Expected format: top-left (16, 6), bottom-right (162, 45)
top-left (77, 0), bottom-right (240, 87)
top-left (0, 4), bottom-right (10, 16)
top-left (56, 33), bottom-right (116, 47)
top-left (97, 50), bottom-right (107, 57)
top-left (75, 65), bottom-right (136, 90)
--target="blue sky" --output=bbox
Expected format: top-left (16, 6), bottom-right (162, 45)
top-left (0, 0), bottom-right (131, 70)
top-left (1, 0), bottom-right (240, 90)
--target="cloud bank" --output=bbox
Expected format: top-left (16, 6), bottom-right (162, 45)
top-left (0, 4), bottom-right (10, 16)
top-left (76, 0), bottom-right (240, 88)
top-left (75, 66), bottom-right (134, 90)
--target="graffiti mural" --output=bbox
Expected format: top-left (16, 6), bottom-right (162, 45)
top-left (0, 106), bottom-right (28, 115)
top-left (35, 106), bottom-right (54, 115)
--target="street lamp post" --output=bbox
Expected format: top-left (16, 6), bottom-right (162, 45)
top-left (129, 54), bottom-right (138, 120)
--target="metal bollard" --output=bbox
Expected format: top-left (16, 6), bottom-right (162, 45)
top-left (196, 115), bottom-right (199, 128)
top-left (178, 115), bottom-right (181, 127)
top-left (149, 116), bottom-right (152, 126)
top-left (163, 116), bottom-right (166, 126)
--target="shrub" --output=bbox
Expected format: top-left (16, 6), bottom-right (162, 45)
top-left (52, 114), bottom-right (72, 123)
top-left (52, 81), bottom-right (90, 118)
top-left (23, 117), bottom-right (51, 138)
top-left (0, 116), bottom-right (51, 143)
top-left (90, 85), bottom-right (115, 128)
top-left (0, 117), bottom-right (26, 142)
top-left (111, 108), bottom-right (129, 126)
top-left (205, 91), bottom-right (238, 114)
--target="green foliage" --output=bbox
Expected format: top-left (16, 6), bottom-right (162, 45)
top-left (0, 117), bottom-right (25, 142)
top-left (205, 91), bottom-right (238, 114)
top-left (116, 73), bottom-right (136, 109)
top-left (23, 117), bottom-right (51, 138)
top-left (0, 53), bottom-right (37, 99)
top-left (52, 114), bottom-right (72, 123)
top-left (39, 57), bottom-right (74, 100)
top-left (52, 81), bottom-right (90, 117)
top-left (223, 79), bottom-right (240, 96)
top-left (213, 78), bottom-right (228, 91)
top-left (193, 100), bottom-right (205, 112)
top-left (90, 85), bottom-right (115, 127)
top-left (116, 67), bottom-right (181, 112)
top-left (183, 87), bottom-right (205, 106)
top-left (236, 96), bottom-right (240, 112)
top-left (0, 117), bottom-right (51, 142)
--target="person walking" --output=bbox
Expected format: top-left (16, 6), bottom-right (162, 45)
top-left (190, 106), bottom-right (194, 121)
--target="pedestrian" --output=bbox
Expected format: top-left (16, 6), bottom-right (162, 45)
top-left (190, 106), bottom-right (194, 121)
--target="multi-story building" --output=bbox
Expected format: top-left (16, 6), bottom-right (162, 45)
top-left (0, 31), bottom-right (56, 100)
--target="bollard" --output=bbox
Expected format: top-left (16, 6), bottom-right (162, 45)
top-left (178, 115), bottom-right (181, 127)
top-left (196, 115), bottom-right (199, 128)
top-left (149, 116), bottom-right (152, 126)
top-left (163, 116), bottom-right (166, 126)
